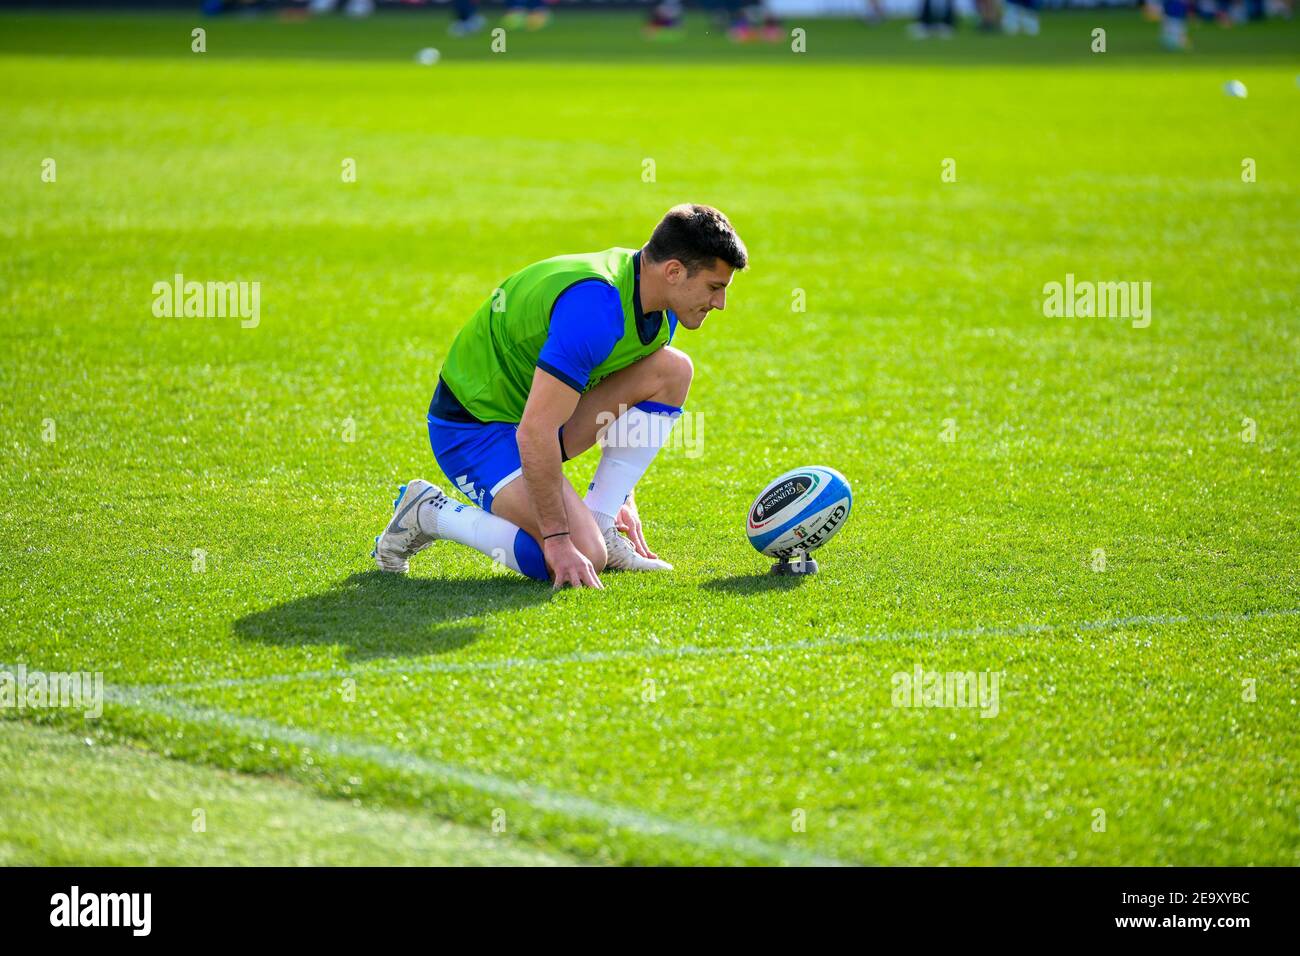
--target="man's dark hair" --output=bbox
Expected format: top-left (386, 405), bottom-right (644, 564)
top-left (643, 204), bottom-right (748, 275)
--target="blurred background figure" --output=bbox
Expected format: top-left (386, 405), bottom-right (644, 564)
top-left (1161, 0), bottom-right (1191, 48)
top-left (1196, 0), bottom-right (1235, 25)
top-left (309, 0), bottom-right (375, 17)
top-left (645, 0), bottom-right (686, 40)
top-left (862, 0), bottom-right (886, 25)
top-left (724, 2), bottom-right (784, 42)
top-left (449, 0), bottom-right (486, 35)
top-left (1002, 0), bottom-right (1039, 34)
top-left (974, 0), bottom-right (1002, 32)
top-left (910, 0), bottom-right (955, 38)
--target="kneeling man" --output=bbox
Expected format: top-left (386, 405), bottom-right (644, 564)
top-left (373, 203), bottom-right (748, 588)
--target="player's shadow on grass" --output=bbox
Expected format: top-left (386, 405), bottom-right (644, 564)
top-left (232, 571), bottom-right (548, 662)
top-left (701, 574), bottom-right (808, 595)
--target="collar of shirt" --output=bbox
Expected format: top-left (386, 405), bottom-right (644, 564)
top-left (632, 250), bottom-right (675, 345)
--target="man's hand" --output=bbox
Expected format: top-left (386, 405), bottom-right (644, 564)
top-left (615, 494), bottom-right (658, 560)
top-left (545, 535), bottom-right (603, 589)
top-left (519, 368), bottom-right (604, 588)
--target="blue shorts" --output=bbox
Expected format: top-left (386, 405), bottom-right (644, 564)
top-left (427, 414), bottom-right (523, 514)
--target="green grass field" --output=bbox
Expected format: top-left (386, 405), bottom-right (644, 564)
top-left (1, 9), bottom-right (1298, 866)
top-left (0, 720), bottom-right (574, 865)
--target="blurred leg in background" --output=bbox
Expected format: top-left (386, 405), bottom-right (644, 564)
top-left (309, 0), bottom-right (375, 17)
top-left (725, 0), bottom-right (756, 41)
top-left (755, 1), bottom-right (784, 41)
top-left (976, 0), bottom-right (1002, 32)
top-left (1161, 0), bottom-right (1191, 49)
top-left (1003, 0), bottom-right (1039, 35)
top-left (911, 0), bottom-right (955, 38)
top-left (645, 0), bottom-right (686, 40)
top-left (449, 0), bottom-right (486, 35)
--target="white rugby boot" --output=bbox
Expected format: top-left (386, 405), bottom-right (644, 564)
top-left (372, 479), bottom-right (443, 574)
top-left (601, 526), bottom-right (673, 572)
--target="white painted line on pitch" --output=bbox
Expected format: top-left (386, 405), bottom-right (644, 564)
top-left (139, 605), bottom-right (1300, 697)
top-left (8, 605), bottom-right (1297, 866)
top-left (97, 683), bottom-right (846, 868)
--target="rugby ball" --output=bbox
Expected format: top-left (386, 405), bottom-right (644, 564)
top-left (746, 466), bottom-right (852, 559)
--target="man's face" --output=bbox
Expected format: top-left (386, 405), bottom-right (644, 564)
top-left (665, 258), bottom-right (735, 330)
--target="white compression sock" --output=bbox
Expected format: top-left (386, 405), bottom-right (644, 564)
top-left (417, 497), bottom-right (548, 582)
top-left (585, 401), bottom-right (682, 529)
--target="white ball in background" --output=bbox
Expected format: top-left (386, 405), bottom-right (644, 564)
top-left (416, 47), bottom-right (441, 66)
top-left (1224, 80), bottom-right (1247, 99)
